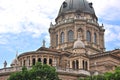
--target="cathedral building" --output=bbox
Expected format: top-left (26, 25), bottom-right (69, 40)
top-left (0, 0), bottom-right (120, 80)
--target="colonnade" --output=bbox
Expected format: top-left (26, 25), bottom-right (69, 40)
top-left (70, 59), bottom-right (89, 70)
top-left (19, 55), bottom-right (59, 67)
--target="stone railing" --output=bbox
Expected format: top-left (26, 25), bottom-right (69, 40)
top-left (0, 66), bottom-right (32, 74)
top-left (0, 67), bottom-right (22, 73)
top-left (55, 67), bottom-right (90, 76)
top-left (0, 66), bottom-right (90, 76)
top-left (54, 17), bottom-right (98, 27)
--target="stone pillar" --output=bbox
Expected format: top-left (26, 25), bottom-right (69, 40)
top-left (47, 56), bottom-right (49, 65)
top-left (41, 56), bottom-right (43, 64)
top-left (22, 59), bottom-right (24, 66)
top-left (65, 28), bottom-right (67, 42)
top-left (30, 56), bottom-right (32, 66)
top-left (74, 24), bottom-right (77, 40)
top-left (79, 59), bottom-right (81, 69)
top-left (58, 31), bottom-right (60, 45)
top-left (88, 60), bottom-right (89, 70)
top-left (75, 60), bottom-right (77, 70)
top-left (35, 55), bottom-right (38, 64)
top-left (70, 60), bottom-right (72, 68)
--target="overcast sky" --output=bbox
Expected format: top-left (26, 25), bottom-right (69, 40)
top-left (0, 0), bottom-right (120, 68)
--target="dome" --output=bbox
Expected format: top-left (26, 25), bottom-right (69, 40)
top-left (73, 38), bottom-right (85, 49)
top-left (11, 58), bottom-right (17, 65)
top-left (58, 0), bottom-right (96, 17)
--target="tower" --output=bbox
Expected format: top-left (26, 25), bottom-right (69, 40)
top-left (49, 0), bottom-right (105, 55)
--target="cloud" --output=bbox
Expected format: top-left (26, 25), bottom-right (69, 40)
top-left (88, 0), bottom-right (120, 21)
top-left (0, 0), bottom-right (64, 38)
top-left (104, 24), bottom-right (120, 42)
top-left (0, 0), bottom-right (120, 46)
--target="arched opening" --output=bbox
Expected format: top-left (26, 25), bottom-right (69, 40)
top-left (76, 60), bottom-right (79, 69)
top-left (94, 33), bottom-right (97, 44)
top-left (85, 61), bottom-right (88, 70)
top-left (23, 60), bottom-right (25, 66)
top-left (32, 58), bottom-right (36, 65)
top-left (38, 58), bottom-right (41, 62)
top-left (56, 35), bottom-right (58, 46)
top-left (60, 32), bottom-right (64, 44)
top-left (82, 60), bottom-right (84, 70)
top-left (44, 58), bottom-right (47, 64)
top-left (86, 30), bottom-right (91, 42)
top-left (72, 61), bottom-right (75, 70)
top-left (68, 30), bottom-right (74, 42)
top-left (49, 59), bottom-right (52, 66)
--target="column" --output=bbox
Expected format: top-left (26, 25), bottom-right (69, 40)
top-left (35, 55), bottom-right (38, 64)
top-left (74, 24), bottom-right (77, 40)
top-left (47, 56), bottom-right (49, 65)
top-left (41, 56), bottom-right (43, 64)
top-left (21, 58), bottom-right (24, 66)
top-left (88, 60), bottom-right (89, 70)
top-left (30, 56), bottom-right (32, 66)
top-left (65, 28), bottom-right (67, 42)
top-left (70, 60), bottom-right (72, 69)
top-left (75, 60), bottom-right (77, 70)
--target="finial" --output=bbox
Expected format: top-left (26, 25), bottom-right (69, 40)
top-left (42, 39), bottom-right (46, 47)
top-left (102, 23), bottom-right (104, 26)
top-left (4, 60), bottom-right (7, 68)
top-left (50, 22), bottom-right (53, 26)
top-left (16, 50), bottom-right (18, 58)
top-left (50, 22), bottom-right (53, 28)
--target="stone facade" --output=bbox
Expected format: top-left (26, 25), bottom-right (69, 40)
top-left (0, 0), bottom-right (120, 80)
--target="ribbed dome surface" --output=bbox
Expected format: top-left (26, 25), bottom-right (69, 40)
top-left (58, 0), bottom-right (95, 16)
top-left (11, 58), bottom-right (17, 65)
top-left (73, 38), bottom-right (85, 49)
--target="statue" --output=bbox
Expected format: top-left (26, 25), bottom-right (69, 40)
top-left (4, 61), bottom-right (7, 68)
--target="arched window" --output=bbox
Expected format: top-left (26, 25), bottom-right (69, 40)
top-left (68, 30), bottom-right (74, 42)
top-left (32, 58), bottom-right (36, 65)
top-left (38, 58), bottom-right (41, 62)
top-left (76, 60), bottom-right (79, 69)
top-left (56, 35), bottom-right (58, 46)
top-left (85, 61), bottom-right (88, 70)
top-left (44, 58), bottom-right (47, 64)
top-left (94, 33), bottom-right (97, 44)
top-left (60, 32), bottom-right (64, 43)
top-left (23, 60), bottom-right (26, 66)
top-left (82, 60), bottom-right (84, 69)
top-left (72, 61), bottom-right (75, 70)
top-left (86, 31), bottom-right (91, 42)
top-left (49, 59), bottom-right (52, 66)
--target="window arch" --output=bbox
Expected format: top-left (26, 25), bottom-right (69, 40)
top-left (32, 58), bottom-right (36, 65)
top-left (49, 59), bottom-right (52, 66)
top-left (85, 61), bottom-right (88, 70)
top-left (82, 60), bottom-right (84, 69)
top-left (86, 31), bottom-right (91, 42)
top-left (38, 58), bottom-right (41, 62)
top-left (56, 35), bottom-right (58, 46)
top-left (68, 30), bottom-right (74, 42)
top-left (94, 33), bottom-right (97, 44)
top-left (60, 32), bottom-right (64, 43)
top-left (72, 61), bottom-right (75, 70)
top-left (76, 60), bottom-right (79, 69)
top-left (44, 58), bottom-right (47, 64)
